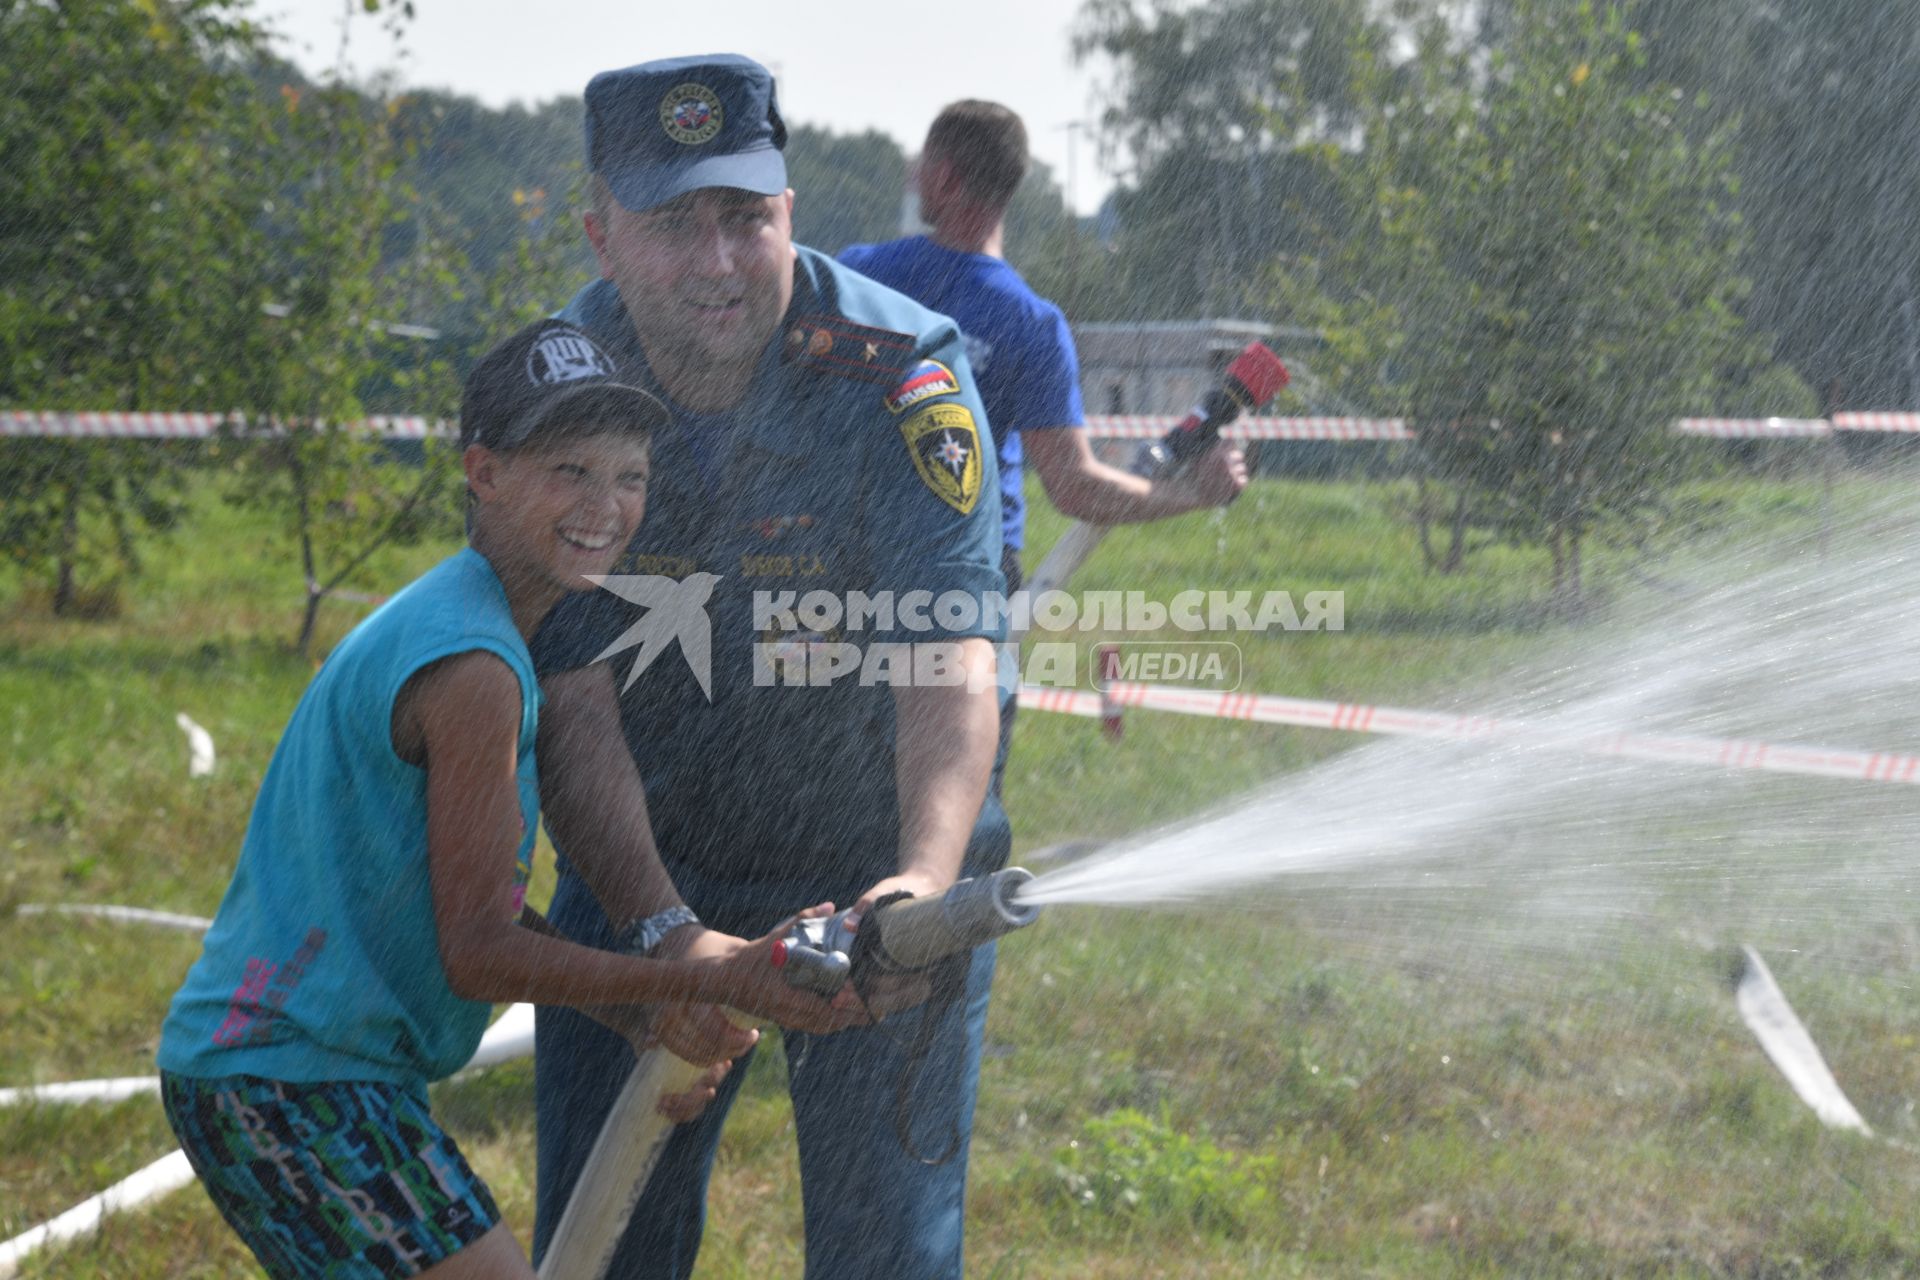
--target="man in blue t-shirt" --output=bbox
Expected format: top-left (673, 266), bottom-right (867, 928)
top-left (840, 99), bottom-right (1249, 596)
top-left (840, 100), bottom-right (1248, 775)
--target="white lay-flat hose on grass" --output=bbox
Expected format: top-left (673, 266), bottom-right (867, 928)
top-left (1, 1003), bottom-right (537, 1109)
top-left (1733, 945), bottom-right (1872, 1135)
top-left (0, 1149), bottom-right (197, 1280)
top-left (16, 903), bottom-right (211, 931)
top-left (456, 1001), bottom-right (536, 1074)
top-left (0, 1077), bottom-right (161, 1108)
top-left (2, 905), bottom-right (205, 1107)
top-left (175, 712), bottom-right (215, 778)
top-left (0, 1004), bottom-right (538, 1276)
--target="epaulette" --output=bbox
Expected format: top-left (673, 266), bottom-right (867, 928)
top-left (781, 314), bottom-right (916, 386)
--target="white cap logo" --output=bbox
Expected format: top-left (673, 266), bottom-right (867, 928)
top-left (527, 327), bottom-right (616, 385)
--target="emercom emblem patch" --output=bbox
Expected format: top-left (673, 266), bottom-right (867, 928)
top-left (659, 83), bottom-right (723, 146)
top-left (899, 402), bottom-right (983, 515)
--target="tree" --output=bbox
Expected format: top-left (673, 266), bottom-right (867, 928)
top-left (390, 89), bottom-right (594, 337)
top-left (786, 125), bottom-right (910, 254)
top-left (1282, 0), bottom-right (1763, 608)
top-left (1073, 0), bottom-right (1401, 319)
top-left (0, 0), bottom-right (268, 613)
top-left (223, 20), bottom-right (611, 656)
top-left (215, 55), bottom-right (472, 658)
top-left (1494, 0), bottom-right (1920, 416)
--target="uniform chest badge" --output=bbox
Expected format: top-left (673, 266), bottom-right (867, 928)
top-left (659, 83), bottom-right (724, 146)
top-left (781, 313), bottom-right (915, 385)
top-left (899, 402), bottom-right (984, 515)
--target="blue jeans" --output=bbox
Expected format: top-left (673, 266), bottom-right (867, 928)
top-left (531, 876), bottom-right (998, 1280)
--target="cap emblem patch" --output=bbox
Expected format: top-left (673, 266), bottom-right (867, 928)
top-left (659, 83), bottom-right (724, 146)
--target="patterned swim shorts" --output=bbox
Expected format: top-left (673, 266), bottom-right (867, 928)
top-left (161, 1072), bottom-right (501, 1278)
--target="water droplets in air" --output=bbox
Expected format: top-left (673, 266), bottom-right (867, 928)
top-left (1022, 500), bottom-right (1920, 982)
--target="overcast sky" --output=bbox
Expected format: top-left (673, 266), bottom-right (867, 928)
top-left (262, 0), bottom-right (1123, 214)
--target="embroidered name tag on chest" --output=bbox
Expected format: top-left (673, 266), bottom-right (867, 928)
top-left (616, 549), bottom-right (703, 578)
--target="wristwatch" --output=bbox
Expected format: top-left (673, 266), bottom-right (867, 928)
top-left (615, 904), bottom-right (701, 957)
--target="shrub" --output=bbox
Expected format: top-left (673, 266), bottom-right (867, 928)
top-left (1038, 1107), bottom-right (1276, 1236)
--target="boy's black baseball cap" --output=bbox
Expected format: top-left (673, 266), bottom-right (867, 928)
top-left (459, 319), bottom-right (665, 451)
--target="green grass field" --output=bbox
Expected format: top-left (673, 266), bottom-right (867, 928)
top-left (8, 468), bottom-right (1920, 1277)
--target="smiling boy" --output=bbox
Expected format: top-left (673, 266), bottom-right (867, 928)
top-left (155, 318), bottom-right (837, 1278)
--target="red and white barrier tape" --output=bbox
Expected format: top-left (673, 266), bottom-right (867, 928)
top-left (1083, 415), bottom-right (1414, 440)
top-left (0, 411), bottom-right (452, 440)
top-left (1016, 682), bottom-right (1920, 786)
top-left (1831, 412), bottom-right (1920, 432)
top-left (0, 411), bottom-right (228, 438)
top-left (9, 410), bottom-right (1920, 440)
top-left (1085, 414), bottom-right (1920, 440)
top-left (1673, 417), bottom-right (1831, 438)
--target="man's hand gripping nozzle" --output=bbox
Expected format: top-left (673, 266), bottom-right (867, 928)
top-left (769, 867), bottom-right (1043, 997)
top-left (772, 867), bottom-right (1043, 1164)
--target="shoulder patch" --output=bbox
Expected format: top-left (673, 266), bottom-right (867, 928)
top-left (899, 402), bottom-right (984, 515)
top-left (884, 359), bottom-right (961, 414)
top-left (782, 314), bottom-right (915, 386)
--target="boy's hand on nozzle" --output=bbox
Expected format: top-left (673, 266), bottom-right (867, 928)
top-left (642, 926), bottom-right (759, 1063)
top-left (673, 910), bottom-right (861, 1034)
top-left (737, 906), bottom-right (866, 1031)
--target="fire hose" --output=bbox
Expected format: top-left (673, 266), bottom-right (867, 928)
top-left (536, 867), bottom-right (1042, 1280)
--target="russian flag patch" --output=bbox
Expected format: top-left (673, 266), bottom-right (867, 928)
top-left (884, 359), bottom-right (961, 414)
